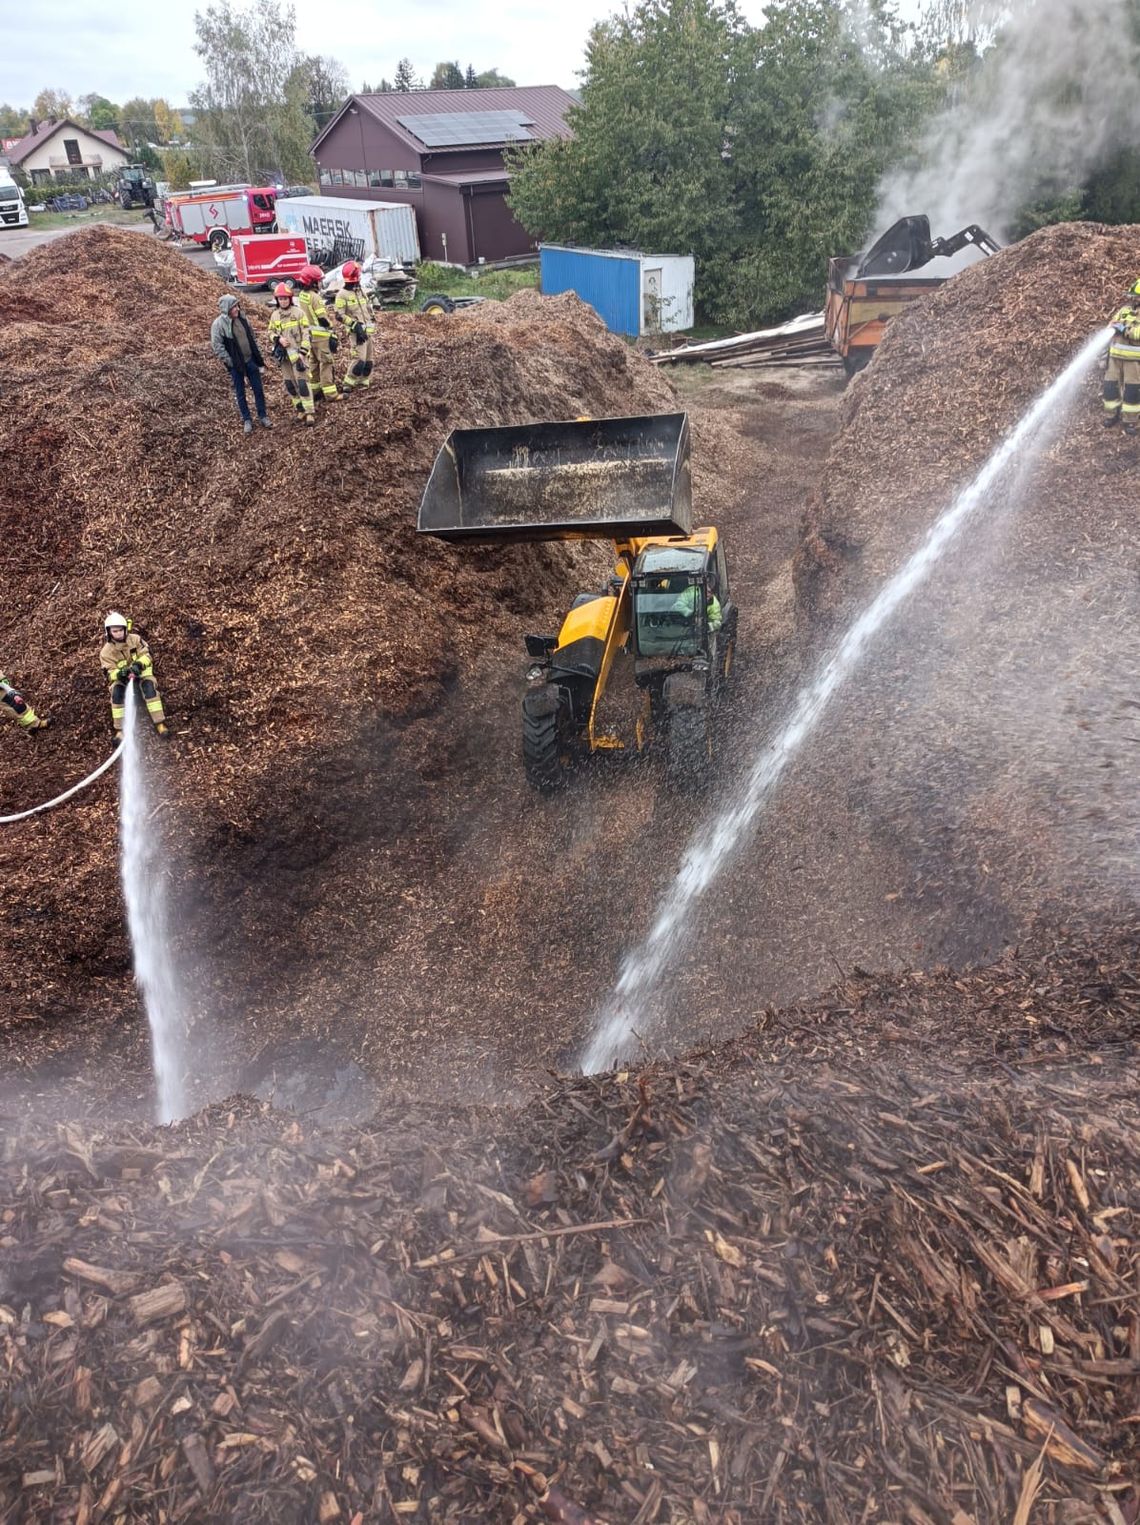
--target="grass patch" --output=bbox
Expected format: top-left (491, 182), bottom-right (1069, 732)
top-left (27, 206), bottom-right (151, 233)
top-left (415, 260), bottom-right (538, 302)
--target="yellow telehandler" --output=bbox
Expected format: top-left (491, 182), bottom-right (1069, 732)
top-left (418, 413), bottom-right (736, 792)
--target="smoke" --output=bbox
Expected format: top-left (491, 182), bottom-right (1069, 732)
top-left (876, 0), bottom-right (1140, 239)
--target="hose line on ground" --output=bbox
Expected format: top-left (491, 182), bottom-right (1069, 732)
top-left (0, 742), bottom-right (124, 823)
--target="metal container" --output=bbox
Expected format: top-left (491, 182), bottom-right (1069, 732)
top-left (418, 413), bottom-right (692, 543)
top-left (274, 195), bottom-right (421, 267)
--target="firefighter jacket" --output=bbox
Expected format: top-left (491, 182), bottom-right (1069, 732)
top-left (1109, 305), bottom-right (1140, 361)
top-left (100, 633), bottom-right (154, 684)
top-left (334, 285), bottom-right (375, 335)
top-left (298, 287), bottom-right (334, 338)
top-left (267, 305), bottom-right (311, 362)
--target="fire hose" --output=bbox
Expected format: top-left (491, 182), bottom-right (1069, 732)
top-left (0, 741), bottom-right (123, 824)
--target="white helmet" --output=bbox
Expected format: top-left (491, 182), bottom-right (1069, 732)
top-left (104, 611), bottom-right (128, 632)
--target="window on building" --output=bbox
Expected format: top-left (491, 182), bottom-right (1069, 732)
top-left (408, 171), bottom-right (421, 189)
top-left (318, 167), bottom-right (331, 186)
top-left (331, 169), bottom-right (344, 185)
top-left (63, 138), bottom-right (83, 165)
top-left (354, 169), bottom-right (369, 188)
top-left (30, 169), bottom-right (51, 185)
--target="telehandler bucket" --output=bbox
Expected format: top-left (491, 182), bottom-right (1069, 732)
top-left (417, 413), bottom-right (692, 543)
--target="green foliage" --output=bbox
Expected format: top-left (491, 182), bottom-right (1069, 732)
top-left (465, 65), bottom-right (478, 89)
top-left (416, 260), bottom-right (538, 301)
top-left (292, 54), bottom-right (349, 136)
top-left (473, 69), bottom-right (516, 87)
top-left (430, 62), bottom-right (466, 90)
top-left (79, 94), bottom-right (121, 132)
top-left (1081, 147), bottom-right (1140, 225)
top-left (190, 0), bottom-right (315, 181)
top-left (508, 0), bottom-right (942, 325)
top-left (393, 59), bottom-right (419, 91)
top-left (0, 103), bottom-right (27, 137)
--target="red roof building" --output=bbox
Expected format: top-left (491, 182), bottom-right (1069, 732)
top-left (310, 87), bottom-right (576, 265)
top-left (4, 118), bottom-right (128, 183)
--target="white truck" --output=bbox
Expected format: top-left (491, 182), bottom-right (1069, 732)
top-left (0, 176), bottom-right (29, 230)
top-left (275, 195), bottom-right (420, 268)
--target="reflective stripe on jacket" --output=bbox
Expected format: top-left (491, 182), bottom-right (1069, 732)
top-left (100, 633), bottom-right (153, 682)
top-left (334, 286), bottom-right (374, 332)
top-left (1109, 305), bottom-right (1140, 360)
top-left (298, 288), bottom-right (334, 337)
top-left (267, 306), bottom-right (311, 359)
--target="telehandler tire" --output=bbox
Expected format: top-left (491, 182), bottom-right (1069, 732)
top-left (666, 706), bottom-right (710, 792)
top-left (523, 686), bottom-right (571, 795)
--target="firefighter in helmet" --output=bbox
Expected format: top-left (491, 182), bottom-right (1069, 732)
top-left (1104, 279), bottom-right (1140, 435)
top-left (267, 282), bottom-right (316, 425)
top-left (334, 261), bottom-right (375, 390)
top-left (0, 672), bottom-right (49, 737)
top-left (296, 264), bottom-right (339, 402)
top-left (100, 613), bottom-right (167, 742)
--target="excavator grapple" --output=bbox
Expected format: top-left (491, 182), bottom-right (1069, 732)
top-left (418, 414), bottom-right (735, 793)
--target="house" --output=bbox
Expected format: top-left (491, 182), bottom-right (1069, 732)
top-left (4, 118), bottom-right (129, 183)
top-left (310, 86), bottom-right (576, 266)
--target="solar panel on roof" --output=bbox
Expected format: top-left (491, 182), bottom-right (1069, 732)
top-left (395, 110), bottom-right (536, 148)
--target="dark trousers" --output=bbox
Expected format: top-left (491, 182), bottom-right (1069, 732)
top-left (229, 359), bottom-right (268, 423)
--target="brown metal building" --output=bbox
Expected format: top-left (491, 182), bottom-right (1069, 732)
top-left (309, 86), bottom-right (576, 266)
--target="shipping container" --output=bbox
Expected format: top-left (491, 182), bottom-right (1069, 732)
top-left (539, 246), bottom-right (695, 337)
top-left (275, 195), bottom-right (420, 267)
top-left (231, 233), bottom-right (309, 288)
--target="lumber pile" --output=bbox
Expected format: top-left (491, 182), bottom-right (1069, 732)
top-left (1, 931), bottom-right (1136, 1522)
top-left (651, 312), bottom-right (835, 369)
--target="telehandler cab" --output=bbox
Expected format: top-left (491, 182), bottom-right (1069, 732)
top-left (418, 414), bottom-right (736, 793)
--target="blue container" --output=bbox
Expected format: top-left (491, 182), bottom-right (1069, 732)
top-left (540, 246), bottom-right (640, 337)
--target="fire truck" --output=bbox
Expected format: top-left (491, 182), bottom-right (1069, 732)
top-left (164, 184), bottom-right (278, 250)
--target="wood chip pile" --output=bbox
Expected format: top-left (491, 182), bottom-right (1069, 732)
top-left (1, 932), bottom-right (1137, 1523)
top-left (794, 221), bottom-right (1140, 622)
top-left (0, 228), bottom-right (675, 1015)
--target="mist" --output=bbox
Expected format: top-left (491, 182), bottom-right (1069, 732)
top-left (876, 0), bottom-right (1140, 239)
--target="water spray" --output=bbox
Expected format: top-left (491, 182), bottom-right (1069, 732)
top-left (580, 328), bottom-right (1113, 1073)
top-left (120, 680), bottom-right (187, 1123)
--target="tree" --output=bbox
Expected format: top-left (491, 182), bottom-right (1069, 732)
top-left (430, 61), bottom-right (466, 89)
top-left (393, 58), bottom-right (419, 91)
top-left (508, 0), bottom-right (743, 293)
top-left (292, 53), bottom-right (350, 133)
top-left (190, 0), bottom-right (314, 182)
top-left (464, 65), bottom-right (477, 88)
top-left (508, 0), bottom-right (943, 327)
top-left (78, 94), bottom-right (120, 132)
top-left (0, 103), bottom-right (27, 137)
top-left (153, 99), bottom-right (186, 144)
top-left (473, 68), bottom-right (515, 87)
top-left (32, 88), bottom-right (73, 121)
top-left (120, 97), bottom-right (160, 154)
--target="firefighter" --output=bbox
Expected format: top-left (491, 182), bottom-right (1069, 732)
top-left (334, 261), bottom-right (375, 390)
top-left (296, 264), bottom-right (339, 402)
top-left (267, 282), bottom-right (316, 426)
top-left (0, 673), bottom-right (49, 736)
top-left (100, 613), bottom-right (167, 742)
top-left (1103, 279), bottom-right (1140, 434)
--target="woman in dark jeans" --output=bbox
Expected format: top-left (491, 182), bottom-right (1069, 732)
top-left (209, 294), bottom-right (273, 435)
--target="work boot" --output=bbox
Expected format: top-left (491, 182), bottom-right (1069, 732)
top-left (243, 420), bottom-right (254, 436)
top-left (155, 722), bottom-right (169, 738)
top-left (258, 415), bottom-right (273, 429)
top-left (1104, 413), bottom-right (1120, 428)
top-left (112, 728), bottom-right (123, 747)
top-left (1124, 423), bottom-right (1138, 438)
top-left (304, 414), bottom-right (315, 427)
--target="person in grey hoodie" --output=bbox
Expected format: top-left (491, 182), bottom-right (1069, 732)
top-left (210, 294), bottom-right (272, 435)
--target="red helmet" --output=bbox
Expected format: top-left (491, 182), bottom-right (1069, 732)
top-left (274, 281), bottom-right (293, 300)
top-left (342, 261), bottom-right (361, 284)
top-left (299, 263), bottom-right (323, 287)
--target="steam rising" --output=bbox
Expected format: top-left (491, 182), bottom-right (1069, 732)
top-left (877, 0), bottom-right (1140, 239)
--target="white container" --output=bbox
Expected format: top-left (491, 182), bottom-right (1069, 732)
top-left (275, 195), bottom-right (420, 266)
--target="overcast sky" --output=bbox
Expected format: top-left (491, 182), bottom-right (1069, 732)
top-left (7, 0), bottom-right (927, 109)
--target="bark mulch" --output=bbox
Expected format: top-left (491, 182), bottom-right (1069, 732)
top-left (2, 930), bottom-right (1137, 1523)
